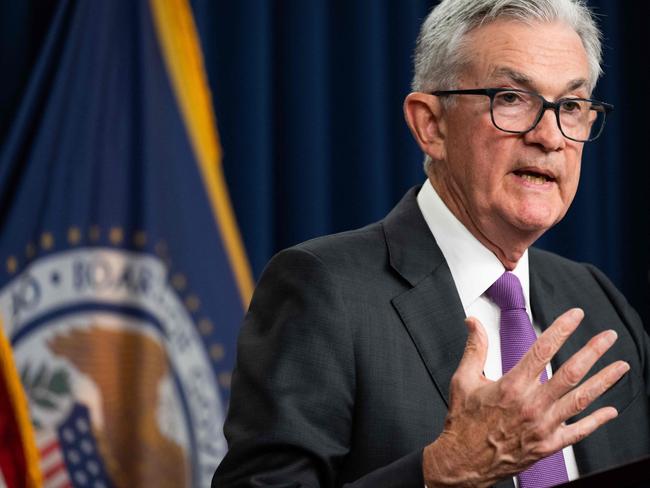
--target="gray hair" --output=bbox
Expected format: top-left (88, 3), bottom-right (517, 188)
top-left (412, 0), bottom-right (603, 173)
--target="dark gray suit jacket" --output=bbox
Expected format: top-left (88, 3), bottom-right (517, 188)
top-left (214, 187), bottom-right (650, 487)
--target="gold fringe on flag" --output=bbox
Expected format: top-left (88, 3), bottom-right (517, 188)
top-left (0, 321), bottom-right (43, 488)
top-left (149, 0), bottom-right (255, 308)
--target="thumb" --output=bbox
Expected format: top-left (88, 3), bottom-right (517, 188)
top-left (456, 316), bottom-right (489, 379)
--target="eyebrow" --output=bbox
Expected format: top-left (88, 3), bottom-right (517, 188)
top-left (489, 67), bottom-right (589, 94)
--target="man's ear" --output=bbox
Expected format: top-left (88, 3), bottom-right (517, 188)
top-left (403, 92), bottom-right (447, 162)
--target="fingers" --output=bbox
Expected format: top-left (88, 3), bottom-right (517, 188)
top-left (545, 329), bottom-right (620, 400)
top-left (453, 317), bottom-right (489, 383)
top-left (557, 406), bottom-right (619, 448)
top-left (511, 308), bottom-right (584, 382)
top-left (552, 360), bottom-right (629, 423)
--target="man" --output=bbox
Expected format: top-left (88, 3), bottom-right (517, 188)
top-left (214, 1), bottom-right (650, 486)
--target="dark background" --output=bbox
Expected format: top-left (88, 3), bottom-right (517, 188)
top-left (1, 1), bottom-right (648, 327)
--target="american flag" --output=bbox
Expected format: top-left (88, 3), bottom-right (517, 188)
top-left (38, 404), bottom-right (113, 488)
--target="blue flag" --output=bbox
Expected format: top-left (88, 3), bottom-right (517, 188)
top-left (0, 0), bottom-right (253, 486)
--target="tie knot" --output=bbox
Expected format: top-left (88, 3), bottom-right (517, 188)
top-left (486, 271), bottom-right (526, 310)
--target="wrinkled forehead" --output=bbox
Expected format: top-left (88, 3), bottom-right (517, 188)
top-left (457, 19), bottom-right (591, 95)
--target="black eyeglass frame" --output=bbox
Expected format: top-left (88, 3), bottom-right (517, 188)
top-left (431, 88), bottom-right (614, 143)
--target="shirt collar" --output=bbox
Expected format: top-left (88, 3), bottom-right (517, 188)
top-left (416, 179), bottom-right (531, 313)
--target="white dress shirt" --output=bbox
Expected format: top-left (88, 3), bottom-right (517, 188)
top-left (416, 179), bottom-right (579, 484)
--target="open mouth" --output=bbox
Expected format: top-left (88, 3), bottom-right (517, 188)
top-left (513, 169), bottom-right (555, 185)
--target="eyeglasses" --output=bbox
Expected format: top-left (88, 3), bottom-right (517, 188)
top-left (431, 88), bottom-right (614, 142)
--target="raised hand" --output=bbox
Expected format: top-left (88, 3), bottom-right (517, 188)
top-left (422, 308), bottom-right (630, 488)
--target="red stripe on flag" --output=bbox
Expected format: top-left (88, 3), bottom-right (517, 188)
top-left (41, 461), bottom-right (66, 480)
top-left (38, 440), bottom-right (59, 459)
top-left (37, 431), bottom-right (70, 488)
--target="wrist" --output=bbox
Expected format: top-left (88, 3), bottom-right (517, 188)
top-left (422, 435), bottom-right (459, 488)
top-left (422, 435), bottom-right (491, 488)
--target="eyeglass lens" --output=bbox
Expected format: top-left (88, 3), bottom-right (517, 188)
top-left (491, 91), bottom-right (605, 142)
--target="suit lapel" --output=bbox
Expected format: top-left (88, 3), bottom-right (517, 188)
top-left (392, 263), bottom-right (468, 407)
top-left (528, 255), bottom-right (582, 365)
top-left (383, 187), bottom-right (468, 407)
top-left (529, 250), bottom-right (620, 476)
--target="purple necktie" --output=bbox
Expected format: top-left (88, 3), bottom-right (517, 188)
top-left (487, 272), bottom-right (569, 488)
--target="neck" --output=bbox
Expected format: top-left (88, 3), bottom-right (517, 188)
top-left (427, 174), bottom-right (538, 271)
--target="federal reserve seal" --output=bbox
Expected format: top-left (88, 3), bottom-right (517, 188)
top-left (0, 246), bottom-right (227, 487)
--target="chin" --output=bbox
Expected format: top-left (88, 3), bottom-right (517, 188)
top-left (509, 201), bottom-right (567, 233)
top-left (511, 213), bottom-right (561, 236)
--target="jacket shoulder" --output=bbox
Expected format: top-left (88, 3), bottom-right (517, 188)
top-left (279, 221), bottom-right (388, 272)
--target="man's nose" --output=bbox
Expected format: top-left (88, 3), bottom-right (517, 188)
top-left (523, 108), bottom-right (566, 151)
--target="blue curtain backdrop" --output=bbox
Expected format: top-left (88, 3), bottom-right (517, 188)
top-left (1, 1), bottom-right (648, 326)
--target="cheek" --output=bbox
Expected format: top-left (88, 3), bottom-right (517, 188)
top-left (448, 130), bottom-right (496, 177)
top-left (452, 146), bottom-right (493, 194)
top-left (452, 141), bottom-right (510, 206)
top-left (561, 157), bottom-right (582, 202)
top-left (446, 107), bottom-right (493, 156)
